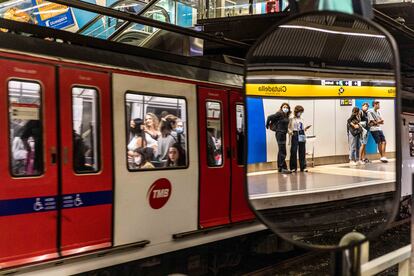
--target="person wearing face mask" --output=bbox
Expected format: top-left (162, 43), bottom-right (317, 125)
top-left (289, 105), bottom-right (311, 172)
top-left (174, 119), bottom-right (185, 148)
top-left (266, 103), bottom-right (291, 174)
top-left (359, 102), bottom-right (370, 163)
top-left (132, 147), bottom-right (155, 169)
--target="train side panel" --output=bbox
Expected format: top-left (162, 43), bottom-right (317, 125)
top-left (112, 73), bottom-right (199, 246)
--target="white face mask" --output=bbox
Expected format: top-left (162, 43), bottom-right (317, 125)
top-left (29, 141), bottom-right (35, 149)
top-left (282, 108), bottom-right (289, 113)
top-left (134, 156), bottom-right (142, 165)
top-left (297, 112), bottom-right (302, 117)
top-left (175, 127), bottom-right (184, 134)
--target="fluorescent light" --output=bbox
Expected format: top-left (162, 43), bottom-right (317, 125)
top-left (279, 24), bottom-right (386, 39)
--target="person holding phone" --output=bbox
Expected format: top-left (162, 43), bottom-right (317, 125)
top-left (289, 105), bottom-right (311, 172)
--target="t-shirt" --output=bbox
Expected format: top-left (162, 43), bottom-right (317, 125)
top-left (368, 109), bottom-right (382, 132)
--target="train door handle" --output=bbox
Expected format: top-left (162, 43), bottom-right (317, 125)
top-left (50, 147), bottom-right (57, 164)
top-left (63, 147), bottom-right (69, 165)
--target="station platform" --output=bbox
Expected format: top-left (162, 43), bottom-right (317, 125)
top-left (248, 160), bottom-right (396, 210)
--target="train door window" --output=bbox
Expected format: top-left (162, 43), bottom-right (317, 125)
top-left (8, 80), bottom-right (43, 177)
top-left (125, 92), bottom-right (188, 170)
top-left (206, 101), bottom-right (223, 167)
top-left (409, 123), bottom-right (414, 157)
top-left (236, 104), bottom-right (245, 165)
top-left (72, 87), bottom-right (100, 173)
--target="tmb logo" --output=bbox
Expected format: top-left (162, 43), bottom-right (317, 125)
top-left (148, 178), bottom-right (172, 209)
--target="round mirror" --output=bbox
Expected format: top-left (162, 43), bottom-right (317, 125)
top-left (244, 11), bottom-right (401, 249)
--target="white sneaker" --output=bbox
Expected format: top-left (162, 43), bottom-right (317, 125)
top-left (357, 160), bottom-right (364, 165)
top-left (349, 161), bottom-right (356, 166)
top-left (380, 157), bottom-right (388, 163)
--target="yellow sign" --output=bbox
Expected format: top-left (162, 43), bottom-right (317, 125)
top-left (35, 0), bottom-right (69, 21)
top-left (245, 84), bottom-right (396, 98)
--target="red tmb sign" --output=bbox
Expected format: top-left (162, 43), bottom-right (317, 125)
top-left (148, 178), bottom-right (172, 209)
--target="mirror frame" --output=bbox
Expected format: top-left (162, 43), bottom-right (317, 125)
top-left (243, 9), bottom-right (402, 251)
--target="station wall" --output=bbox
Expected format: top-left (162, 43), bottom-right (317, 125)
top-left (248, 98), bottom-right (396, 164)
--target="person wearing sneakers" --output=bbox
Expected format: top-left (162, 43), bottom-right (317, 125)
top-left (368, 100), bottom-right (388, 163)
top-left (347, 107), bottom-right (362, 166)
top-left (359, 103), bottom-right (370, 164)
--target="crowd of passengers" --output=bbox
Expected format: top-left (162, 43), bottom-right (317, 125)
top-left (266, 100), bottom-right (388, 174)
top-left (127, 112), bottom-right (186, 169)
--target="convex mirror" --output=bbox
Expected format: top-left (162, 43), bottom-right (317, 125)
top-left (244, 11), bottom-right (401, 249)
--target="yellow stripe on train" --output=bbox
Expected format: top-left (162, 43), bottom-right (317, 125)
top-left (245, 84), bottom-right (396, 98)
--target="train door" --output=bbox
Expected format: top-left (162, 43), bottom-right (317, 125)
top-left (229, 91), bottom-right (254, 222)
top-left (0, 59), bottom-right (58, 267)
top-left (58, 67), bottom-right (113, 255)
top-left (401, 112), bottom-right (414, 198)
top-left (198, 87), bottom-right (231, 228)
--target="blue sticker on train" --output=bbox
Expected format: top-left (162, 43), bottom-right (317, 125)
top-left (0, 191), bottom-right (112, 217)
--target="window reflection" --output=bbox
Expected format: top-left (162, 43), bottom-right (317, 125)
top-left (72, 87), bottom-right (100, 173)
top-left (8, 80), bottom-right (43, 177)
top-left (125, 93), bottom-right (188, 170)
top-left (206, 101), bottom-right (223, 167)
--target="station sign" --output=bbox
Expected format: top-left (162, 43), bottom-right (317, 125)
top-left (245, 79), bottom-right (396, 98)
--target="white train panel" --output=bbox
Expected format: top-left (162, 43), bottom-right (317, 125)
top-left (112, 73), bottom-right (199, 246)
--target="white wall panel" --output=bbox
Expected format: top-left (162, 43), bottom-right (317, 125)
top-left (314, 100), bottom-right (336, 157)
top-left (263, 99), bottom-right (284, 162)
top-left (336, 99), bottom-right (354, 156)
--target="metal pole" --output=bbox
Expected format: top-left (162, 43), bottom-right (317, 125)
top-left (330, 232), bottom-right (368, 276)
top-left (46, 0), bottom-right (250, 49)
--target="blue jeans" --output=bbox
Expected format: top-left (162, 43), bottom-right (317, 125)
top-left (348, 132), bottom-right (360, 161)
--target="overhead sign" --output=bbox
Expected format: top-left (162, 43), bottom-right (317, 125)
top-left (245, 83), bottom-right (396, 98)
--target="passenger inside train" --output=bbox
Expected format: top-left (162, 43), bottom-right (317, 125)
top-left (125, 93), bottom-right (188, 169)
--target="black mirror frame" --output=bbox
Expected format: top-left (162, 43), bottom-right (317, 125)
top-left (243, 9), bottom-right (402, 251)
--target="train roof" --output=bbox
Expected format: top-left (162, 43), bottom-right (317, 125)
top-left (0, 19), bottom-right (244, 88)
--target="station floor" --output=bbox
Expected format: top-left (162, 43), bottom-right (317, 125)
top-left (248, 160), bottom-right (396, 210)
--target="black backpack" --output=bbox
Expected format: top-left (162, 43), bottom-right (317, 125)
top-left (267, 115), bottom-right (279, 132)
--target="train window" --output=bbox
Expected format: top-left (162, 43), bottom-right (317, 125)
top-left (125, 92), bottom-right (188, 170)
top-left (8, 80), bottom-right (43, 177)
top-left (409, 123), bottom-right (414, 157)
top-left (72, 87), bottom-right (100, 173)
top-left (236, 104), bottom-right (245, 165)
top-left (206, 101), bottom-right (223, 167)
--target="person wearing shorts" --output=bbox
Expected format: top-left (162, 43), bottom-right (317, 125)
top-left (368, 100), bottom-right (388, 163)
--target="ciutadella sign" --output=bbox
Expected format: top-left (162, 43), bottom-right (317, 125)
top-left (245, 80), bottom-right (396, 98)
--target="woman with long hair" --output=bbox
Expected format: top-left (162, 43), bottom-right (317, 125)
top-left (165, 143), bottom-right (186, 167)
top-left (127, 118), bottom-right (147, 160)
top-left (347, 107), bottom-right (362, 165)
top-left (157, 114), bottom-right (178, 162)
top-left (144, 112), bottom-right (160, 156)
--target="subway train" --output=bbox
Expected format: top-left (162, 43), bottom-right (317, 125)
top-left (0, 22), bottom-right (413, 276)
top-left (0, 26), bottom-right (262, 274)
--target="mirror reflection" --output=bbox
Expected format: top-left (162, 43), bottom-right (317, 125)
top-left (245, 13), bottom-right (399, 248)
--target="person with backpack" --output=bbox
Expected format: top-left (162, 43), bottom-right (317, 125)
top-left (347, 107), bottom-right (362, 166)
top-left (266, 103), bottom-right (291, 174)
